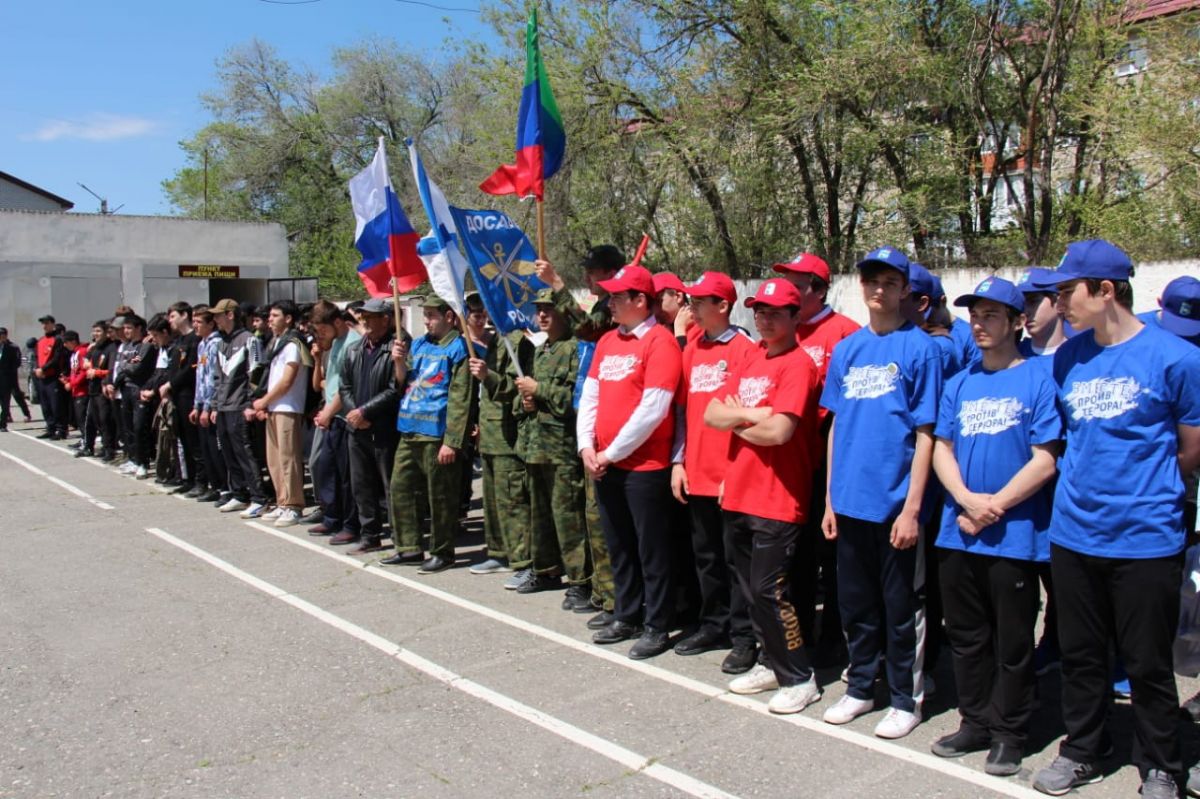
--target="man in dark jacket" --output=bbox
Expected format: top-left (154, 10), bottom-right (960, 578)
top-left (160, 302), bottom-right (200, 493)
top-left (211, 298), bottom-right (268, 517)
top-left (84, 320), bottom-right (119, 459)
top-left (334, 297), bottom-right (402, 554)
top-left (34, 314), bottom-right (68, 439)
top-left (0, 326), bottom-right (22, 432)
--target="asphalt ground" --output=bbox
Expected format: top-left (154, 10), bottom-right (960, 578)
top-left (2, 421), bottom-right (1198, 799)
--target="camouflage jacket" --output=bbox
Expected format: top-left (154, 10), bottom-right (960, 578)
top-left (478, 330), bottom-right (533, 456)
top-left (553, 286), bottom-right (615, 343)
top-left (514, 335), bottom-right (580, 465)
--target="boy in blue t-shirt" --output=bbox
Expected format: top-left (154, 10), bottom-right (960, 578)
top-left (819, 247), bottom-right (942, 740)
top-left (928, 277), bottom-right (1062, 777)
top-left (1029, 241), bottom-right (1200, 799)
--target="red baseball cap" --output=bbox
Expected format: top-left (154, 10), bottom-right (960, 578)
top-left (652, 272), bottom-right (687, 295)
top-left (772, 252), bottom-right (831, 283)
top-left (597, 265), bottom-right (656, 297)
top-left (744, 278), bottom-right (803, 308)
top-left (686, 271), bottom-right (736, 304)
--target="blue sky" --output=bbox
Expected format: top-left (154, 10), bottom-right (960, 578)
top-left (1, 0), bottom-right (498, 216)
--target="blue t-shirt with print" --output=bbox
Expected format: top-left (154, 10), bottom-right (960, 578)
top-left (820, 321), bottom-right (943, 523)
top-left (1051, 323), bottom-right (1200, 558)
top-left (935, 360), bottom-right (1063, 561)
top-left (396, 333), bottom-right (468, 438)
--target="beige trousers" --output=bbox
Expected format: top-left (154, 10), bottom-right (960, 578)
top-left (266, 411), bottom-right (305, 510)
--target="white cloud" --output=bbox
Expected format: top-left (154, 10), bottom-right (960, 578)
top-left (27, 113), bottom-right (159, 142)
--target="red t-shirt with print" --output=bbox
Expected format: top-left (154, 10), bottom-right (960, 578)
top-left (679, 329), bottom-right (757, 497)
top-left (721, 343), bottom-right (820, 524)
top-left (589, 323), bottom-right (682, 471)
top-left (796, 307), bottom-right (859, 427)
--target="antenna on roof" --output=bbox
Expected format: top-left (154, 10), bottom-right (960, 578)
top-left (77, 182), bottom-right (122, 214)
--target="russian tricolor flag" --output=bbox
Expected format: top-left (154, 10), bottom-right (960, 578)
top-left (349, 138), bottom-right (427, 297)
top-left (479, 9), bottom-right (565, 201)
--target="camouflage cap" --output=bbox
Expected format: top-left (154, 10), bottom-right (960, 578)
top-left (533, 287), bottom-right (557, 305)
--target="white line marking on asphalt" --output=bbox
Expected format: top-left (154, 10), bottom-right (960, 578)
top-left (0, 448), bottom-right (115, 510)
top-left (145, 525), bottom-right (738, 799)
top-left (11, 430), bottom-right (110, 469)
top-left (243, 520), bottom-right (1045, 799)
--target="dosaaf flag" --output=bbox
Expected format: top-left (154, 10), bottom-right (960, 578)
top-left (448, 207), bottom-right (547, 333)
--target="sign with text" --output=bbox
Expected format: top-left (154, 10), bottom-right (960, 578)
top-left (179, 264), bottom-right (240, 279)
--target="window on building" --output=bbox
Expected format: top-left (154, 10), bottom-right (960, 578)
top-left (1114, 37), bottom-right (1149, 77)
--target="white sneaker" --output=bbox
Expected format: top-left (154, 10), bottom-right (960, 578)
top-left (239, 502), bottom-right (266, 519)
top-left (218, 498), bottom-right (249, 513)
top-left (768, 680), bottom-right (822, 715)
top-left (274, 508), bottom-right (300, 527)
top-left (874, 707), bottom-right (921, 739)
top-left (262, 507), bottom-right (284, 521)
top-left (134, 466), bottom-right (149, 480)
top-left (119, 462), bottom-right (138, 475)
top-left (822, 694), bottom-right (874, 725)
top-left (728, 664), bottom-right (779, 695)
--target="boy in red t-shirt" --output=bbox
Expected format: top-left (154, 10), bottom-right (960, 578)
top-left (704, 278), bottom-right (822, 715)
top-left (577, 265), bottom-right (683, 660)
top-left (774, 252), bottom-right (860, 663)
top-left (671, 272), bottom-right (759, 671)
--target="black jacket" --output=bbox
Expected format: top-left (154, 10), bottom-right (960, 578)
top-left (114, 341), bottom-right (158, 392)
top-left (0, 341), bottom-right (20, 387)
top-left (339, 330), bottom-right (402, 444)
top-left (166, 332), bottom-right (199, 402)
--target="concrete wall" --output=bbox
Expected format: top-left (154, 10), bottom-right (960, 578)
top-left (0, 210), bottom-right (288, 344)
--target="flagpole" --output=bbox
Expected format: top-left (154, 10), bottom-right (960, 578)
top-left (457, 311), bottom-right (477, 360)
top-left (535, 197), bottom-right (547, 260)
top-left (391, 278), bottom-right (404, 340)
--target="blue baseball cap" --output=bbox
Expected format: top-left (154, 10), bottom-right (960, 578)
top-left (953, 276), bottom-right (1025, 314)
top-left (1016, 267), bottom-right (1059, 295)
top-left (907, 262), bottom-right (936, 297)
top-left (930, 274), bottom-right (946, 301)
top-left (1031, 239), bottom-right (1132, 288)
top-left (856, 246), bottom-right (911, 280)
top-left (1161, 275), bottom-right (1200, 338)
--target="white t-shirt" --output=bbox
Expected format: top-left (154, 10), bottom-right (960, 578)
top-left (267, 342), bottom-right (309, 413)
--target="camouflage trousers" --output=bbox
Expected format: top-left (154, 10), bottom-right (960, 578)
top-left (586, 478), bottom-right (615, 611)
top-left (528, 462), bottom-right (590, 584)
top-left (481, 453), bottom-right (530, 567)
top-left (390, 437), bottom-right (463, 560)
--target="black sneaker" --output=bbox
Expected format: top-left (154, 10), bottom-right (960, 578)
top-left (984, 743), bottom-right (1022, 777)
top-left (561, 584), bottom-right (592, 612)
top-left (931, 727), bottom-right (991, 759)
top-left (1033, 756), bottom-right (1102, 795)
top-left (721, 644), bottom-right (758, 675)
top-left (517, 573), bottom-right (563, 594)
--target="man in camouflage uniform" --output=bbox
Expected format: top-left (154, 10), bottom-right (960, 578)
top-left (387, 298), bottom-right (475, 574)
top-left (535, 245), bottom-right (623, 629)
top-left (512, 289), bottom-right (592, 606)
top-left (466, 316), bottom-right (534, 580)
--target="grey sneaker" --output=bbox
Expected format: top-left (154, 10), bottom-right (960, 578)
top-left (1142, 770), bottom-right (1180, 799)
top-left (1033, 756), bottom-right (1102, 796)
top-left (469, 557), bottom-right (511, 575)
top-left (1186, 765), bottom-right (1200, 798)
top-left (504, 568), bottom-right (533, 591)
